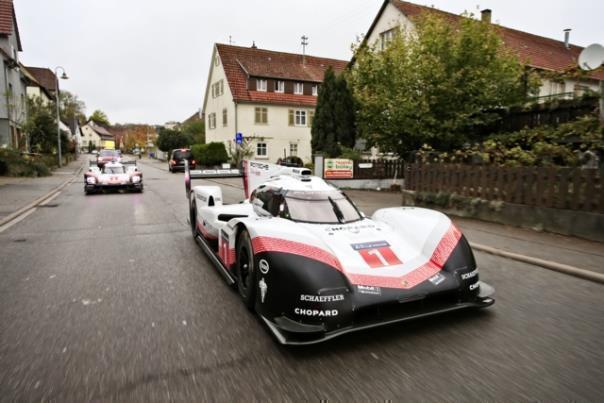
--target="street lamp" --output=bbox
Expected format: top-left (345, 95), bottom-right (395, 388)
top-left (54, 67), bottom-right (69, 167)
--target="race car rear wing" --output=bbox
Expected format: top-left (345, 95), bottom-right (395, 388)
top-left (184, 160), bottom-right (242, 196)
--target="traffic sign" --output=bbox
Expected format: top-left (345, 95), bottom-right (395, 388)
top-left (235, 132), bottom-right (243, 145)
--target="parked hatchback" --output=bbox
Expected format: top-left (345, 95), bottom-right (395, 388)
top-left (169, 148), bottom-right (196, 172)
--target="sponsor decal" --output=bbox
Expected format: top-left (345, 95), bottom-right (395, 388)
top-left (259, 278), bottom-right (268, 303)
top-left (250, 162), bottom-right (269, 170)
top-left (259, 259), bottom-right (270, 274)
top-left (357, 285), bottom-right (381, 295)
top-left (469, 282), bottom-right (480, 291)
top-left (324, 223), bottom-right (376, 232)
top-left (300, 294), bottom-right (344, 302)
top-left (429, 273), bottom-right (446, 286)
top-left (461, 269), bottom-right (478, 280)
top-left (351, 241), bottom-right (402, 268)
top-left (324, 158), bottom-right (353, 179)
top-left (295, 308), bottom-right (338, 317)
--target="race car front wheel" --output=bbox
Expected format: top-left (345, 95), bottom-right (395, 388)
top-left (236, 229), bottom-right (256, 310)
top-left (189, 198), bottom-right (198, 236)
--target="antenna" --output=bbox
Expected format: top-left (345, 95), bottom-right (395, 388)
top-left (578, 43), bottom-right (604, 70)
top-left (301, 35), bottom-right (308, 65)
top-left (229, 35), bottom-right (233, 45)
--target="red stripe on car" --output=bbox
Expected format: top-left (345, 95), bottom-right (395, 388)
top-left (250, 224), bottom-right (462, 290)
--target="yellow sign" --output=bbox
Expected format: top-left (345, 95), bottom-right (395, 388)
top-left (103, 140), bottom-right (115, 150)
top-left (324, 158), bottom-right (354, 179)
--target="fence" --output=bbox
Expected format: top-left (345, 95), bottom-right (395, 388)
top-left (405, 164), bottom-right (604, 213)
top-left (351, 159), bottom-right (404, 179)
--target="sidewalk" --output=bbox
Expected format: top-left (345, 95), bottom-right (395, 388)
top-left (0, 155), bottom-right (85, 222)
top-left (346, 189), bottom-right (604, 275)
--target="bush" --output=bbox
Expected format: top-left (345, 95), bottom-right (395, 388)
top-left (0, 149), bottom-right (53, 177)
top-left (191, 142), bottom-right (229, 167)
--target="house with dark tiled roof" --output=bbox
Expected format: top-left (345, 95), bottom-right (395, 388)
top-left (23, 67), bottom-right (58, 102)
top-left (363, 0), bottom-right (603, 100)
top-left (202, 43), bottom-right (348, 163)
top-left (0, 0), bottom-right (28, 149)
top-left (81, 121), bottom-right (114, 151)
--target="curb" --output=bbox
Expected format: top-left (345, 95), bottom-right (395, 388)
top-left (0, 161), bottom-right (85, 228)
top-left (470, 242), bottom-right (604, 285)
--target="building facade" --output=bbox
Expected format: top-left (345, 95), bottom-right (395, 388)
top-left (81, 121), bottom-right (113, 151)
top-left (363, 1), bottom-right (603, 100)
top-left (0, 0), bottom-right (27, 149)
top-left (202, 44), bottom-right (348, 164)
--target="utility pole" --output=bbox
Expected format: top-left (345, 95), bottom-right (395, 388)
top-left (301, 35), bottom-right (308, 65)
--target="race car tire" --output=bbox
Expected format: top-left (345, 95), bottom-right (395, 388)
top-left (189, 198), bottom-right (198, 236)
top-left (236, 229), bottom-right (256, 310)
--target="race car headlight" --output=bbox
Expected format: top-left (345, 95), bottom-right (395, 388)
top-left (86, 176), bottom-right (96, 184)
top-left (131, 175), bottom-right (141, 183)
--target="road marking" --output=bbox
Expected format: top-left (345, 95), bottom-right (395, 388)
top-left (40, 191), bottom-right (61, 206)
top-left (0, 207), bottom-right (37, 233)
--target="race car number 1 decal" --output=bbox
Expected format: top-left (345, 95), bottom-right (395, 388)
top-left (351, 241), bottom-right (402, 268)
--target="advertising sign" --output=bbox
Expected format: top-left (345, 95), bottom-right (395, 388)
top-left (324, 159), bottom-right (354, 179)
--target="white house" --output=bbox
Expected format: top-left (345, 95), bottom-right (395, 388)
top-left (81, 121), bottom-right (113, 151)
top-left (202, 43), bottom-right (348, 164)
top-left (363, 1), bottom-right (603, 100)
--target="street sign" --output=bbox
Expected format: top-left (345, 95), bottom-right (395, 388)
top-left (235, 132), bottom-right (243, 145)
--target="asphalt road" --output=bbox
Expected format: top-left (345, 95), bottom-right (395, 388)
top-left (0, 159), bottom-right (603, 402)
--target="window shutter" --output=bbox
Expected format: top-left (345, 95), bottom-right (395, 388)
top-left (288, 110), bottom-right (294, 126)
top-left (308, 111), bottom-right (314, 127)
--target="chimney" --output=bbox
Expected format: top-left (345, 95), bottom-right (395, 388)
top-left (251, 41), bottom-right (257, 49)
top-left (481, 9), bottom-right (492, 23)
top-left (563, 29), bottom-right (571, 49)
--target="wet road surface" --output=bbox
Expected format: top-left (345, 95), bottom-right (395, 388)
top-left (0, 160), bottom-right (603, 401)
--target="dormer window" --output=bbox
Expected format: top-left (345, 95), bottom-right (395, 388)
top-left (312, 85), bottom-right (318, 96)
top-left (275, 80), bottom-right (285, 93)
top-left (294, 82), bottom-right (304, 95)
top-left (257, 79), bottom-right (267, 92)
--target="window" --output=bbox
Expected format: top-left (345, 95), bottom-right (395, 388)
top-left (211, 80), bottom-right (224, 98)
top-left (257, 79), bottom-right (267, 92)
top-left (222, 108), bottom-right (228, 126)
top-left (255, 107), bottom-right (268, 124)
top-left (294, 82), bottom-right (304, 95)
top-left (283, 190), bottom-right (362, 224)
top-left (275, 80), bottom-right (285, 93)
top-left (312, 85), bottom-right (318, 96)
top-left (208, 113), bottom-right (216, 129)
top-left (256, 142), bottom-right (267, 157)
top-left (380, 28), bottom-right (396, 50)
top-left (289, 143), bottom-right (298, 156)
top-left (295, 110), bottom-right (307, 126)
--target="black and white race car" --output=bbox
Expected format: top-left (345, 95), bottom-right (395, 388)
top-left (185, 160), bottom-right (494, 344)
top-left (84, 160), bottom-right (143, 194)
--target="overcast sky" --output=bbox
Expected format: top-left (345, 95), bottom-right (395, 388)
top-left (17, 0), bottom-right (604, 125)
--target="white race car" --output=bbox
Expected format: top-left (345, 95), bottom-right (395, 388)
top-left (185, 160), bottom-right (494, 344)
top-left (84, 160), bottom-right (143, 194)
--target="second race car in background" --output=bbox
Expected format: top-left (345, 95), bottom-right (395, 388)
top-left (84, 160), bottom-right (143, 194)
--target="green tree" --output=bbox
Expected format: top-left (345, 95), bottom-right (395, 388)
top-left (89, 109), bottom-right (110, 126)
top-left (312, 68), bottom-right (357, 157)
top-left (59, 91), bottom-right (86, 125)
top-left (23, 97), bottom-right (69, 154)
top-left (350, 12), bottom-right (539, 156)
top-left (156, 128), bottom-right (192, 152)
top-left (181, 120), bottom-right (205, 144)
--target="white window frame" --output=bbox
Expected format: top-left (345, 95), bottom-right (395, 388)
top-left (256, 142), bottom-right (267, 157)
top-left (208, 113), bottom-right (216, 129)
top-left (275, 80), bottom-right (285, 93)
top-left (294, 110), bottom-right (307, 126)
top-left (257, 79), bottom-right (267, 92)
top-left (289, 143), bottom-right (298, 156)
top-left (312, 85), bottom-right (318, 96)
top-left (380, 28), bottom-right (396, 50)
top-left (294, 82), bottom-right (304, 95)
